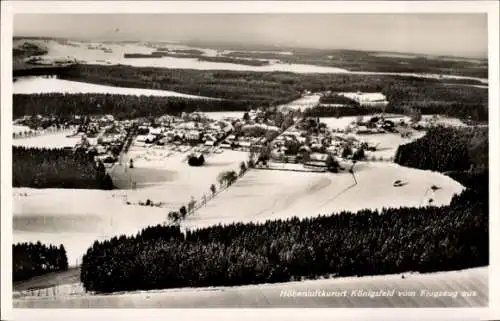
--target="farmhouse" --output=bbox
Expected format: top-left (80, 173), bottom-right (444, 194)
top-left (185, 130), bottom-right (201, 141)
top-left (302, 161), bottom-right (328, 171)
top-left (149, 127), bottom-right (162, 136)
top-left (220, 141), bottom-right (232, 149)
top-left (309, 152), bottom-right (329, 162)
top-left (136, 135), bottom-right (148, 143)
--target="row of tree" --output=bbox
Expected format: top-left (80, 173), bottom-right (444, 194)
top-left (13, 147), bottom-right (114, 189)
top-left (197, 56), bottom-right (270, 66)
top-left (167, 163), bottom-right (250, 223)
top-left (79, 185), bottom-right (487, 293)
top-left (13, 93), bottom-right (252, 120)
top-left (223, 49), bottom-right (487, 79)
top-left (319, 94), bottom-right (360, 106)
top-left (79, 122), bottom-right (488, 293)
top-left (304, 106), bottom-right (384, 118)
top-left (13, 242), bottom-right (68, 282)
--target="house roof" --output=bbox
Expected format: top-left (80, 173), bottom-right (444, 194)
top-left (310, 152), bottom-right (329, 162)
top-left (239, 141), bottom-right (252, 147)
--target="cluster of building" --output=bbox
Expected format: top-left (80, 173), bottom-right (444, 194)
top-left (265, 116), bottom-right (388, 170)
top-left (344, 116), bottom-right (397, 134)
top-left (133, 112), bottom-right (234, 152)
top-left (131, 109), bottom-right (295, 155)
top-left (72, 114), bottom-right (131, 165)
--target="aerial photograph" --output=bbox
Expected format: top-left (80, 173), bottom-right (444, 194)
top-left (6, 11), bottom-right (491, 311)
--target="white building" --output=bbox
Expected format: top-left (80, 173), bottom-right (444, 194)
top-left (185, 130), bottom-right (201, 141)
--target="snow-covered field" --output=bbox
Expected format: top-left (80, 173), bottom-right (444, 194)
top-left (371, 53), bottom-right (419, 59)
top-left (39, 40), bottom-right (349, 73)
top-left (321, 115), bottom-right (469, 131)
top-left (13, 148), bottom-right (249, 265)
top-left (184, 162), bottom-right (464, 230)
top-left (353, 132), bottom-right (427, 159)
top-left (103, 56), bottom-right (350, 73)
top-left (13, 138), bottom-right (465, 265)
top-left (14, 76), bottom-right (212, 99)
top-left (421, 115), bottom-right (469, 127)
top-left (13, 266), bottom-right (487, 308)
top-left (13, 125), bottom-right (32, 134)
top-left (320, 116), bottom-right (359, 131)
top-left (12, 131), bottom-right (84, 149)
top-left (204, 111), bottom-right (244, 121)
top-left (15, 40), bottom-right (488, 84)
top-left (278, 94), bottom-right (321, 111)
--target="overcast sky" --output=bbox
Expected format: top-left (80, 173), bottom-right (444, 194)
top-left (14, 14), bottom-right (487, 58)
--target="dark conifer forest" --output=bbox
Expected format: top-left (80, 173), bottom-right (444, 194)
top-left (13, 242), bottom-right (69, 282)
top-left (13, 93), bottom-right (253, 120)
top-left (13, 147), bottom-right (114, 189)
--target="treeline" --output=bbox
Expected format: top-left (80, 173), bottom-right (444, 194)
top-left (13, 242), bottom-right (68, 282)
top-left (394, 126), bottom-right (488, 173)
top-left (197, 56), bottom-right (270, 66)
top-left (61, 64), bottom-right (302, 106)
top-left (304, 105), bottom-right (383, 118)
top-left (395, 126), bottom-right (488, 205)
top-left (319, 94), bottom-right (360, 106)
top-left (382, 80), bottom-right (488, 121)
top-left (164, 49), bottom-right (205, 55)
top-left (13, 147), bottom-right (114, 189)
top-left (13, 94), bottom-right (252, 120)
top-left (56, 65), bottom-right (487, 121)
top-left (80, 185), bottom-right (487, 293)
top-left (223, 48), bottom-right (488, 78)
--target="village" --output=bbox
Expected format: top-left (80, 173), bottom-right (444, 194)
top-left (13, 91), bottom-right (451, 175)
top-left (11, 88), bottom-right (472, 266)
top-left (8, 12), bottom-right (491, 312)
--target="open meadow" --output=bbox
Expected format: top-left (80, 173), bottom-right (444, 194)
top-left (13, 146), bottom-right (249, 265)
top-left (185, 162), bottom-right (464, 230)
top-left (12, 131), bottom-right (88, 149)
top-left (14, 76), bottom-right (213, 99)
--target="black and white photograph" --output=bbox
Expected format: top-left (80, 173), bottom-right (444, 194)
top-left (1, 1), bottom-right (499, 320)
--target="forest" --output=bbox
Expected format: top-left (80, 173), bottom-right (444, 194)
top-left (80, 185), bottom-right (487, 293)
top-left (13, 242), bottom-right (68, 282)
top-left (395, 125), bottom-right (489, 204)
top-left (221, 47), bottom-right (488, 79)
top-left (394, 126), bottom-right (488, 173)
top-left (304, 105), bottom-right (383, 118)
top-left (197, 56), bottom-right (270, 66)
top-left (13, 93), bottom-right (253, 120)
top-left (319, 94), bottom-right (360, 106)
top-left (61, 64), bottom-right (303, 106)
top-left (53, 65), bottom-right (488, 121)
top-left (13, 147), bottom-right (114, 189)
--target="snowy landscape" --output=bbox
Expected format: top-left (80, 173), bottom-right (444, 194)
top-left (8, 12), bottom-right (490, 311)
